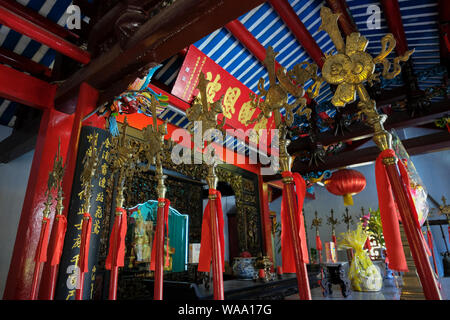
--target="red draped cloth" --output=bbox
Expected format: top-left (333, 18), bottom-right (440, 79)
top-left (375, 149), bottom-right (433, 272)
top-left (78, 213), bottom-right (92, 273)
top-left (49, 215), bottom-right (67, 266)
top-left (280, 172), bottom-right (309, 273)
top-left (35, 217), bottom-right (51, 263)
top-left (150, 199), bottom-right (171, 271)
top-left (198, 189), bottom-right (225, 273)
top-left (106, 208), bottom-right (128, 270)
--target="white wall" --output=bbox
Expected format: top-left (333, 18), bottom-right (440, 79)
top-left (0, 126), bottom-right (34, 298)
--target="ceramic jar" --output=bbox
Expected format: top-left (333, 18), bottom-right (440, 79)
top-left (232, 257), bottom-right (257, 280)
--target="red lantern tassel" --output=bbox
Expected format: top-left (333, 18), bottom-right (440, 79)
top-left (105, 208), bottom-right (128, 300)
top-left (150, 199), bottom-right (171, 270)
top-left (150, 198), bottom-right (170, 300)
top-left (316, 235), bottom-right (323, 251)
top-left (30, 217), bottom-right (51, 300)
top-left (332, 235), bottom-right (337, 244)
top-left (49, 215), bottom-right (67, 266)
top-left (426, 229), bottom-right (438, 274)
top-left (280, 172), bottom-right (310, 272)
top-left (45, 214), bottom-right (67, 300)
top-left (198, 189), bottom-right (225, 300)
top-left (75, 213), bottom-right (92, 300)
top-left (364, 237), bottom-right (372, 251)
top-left (375, 150), bottom-right (408, 272)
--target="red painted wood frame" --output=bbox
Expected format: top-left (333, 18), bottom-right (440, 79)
top-left (1, 67), bottom-right (101, 298)
top-left (0, 0), bottom-right (79, 40)
top-left (0, 64), bottom-right (56, 109)
top-left (0, 6), bottom-right (90, 64)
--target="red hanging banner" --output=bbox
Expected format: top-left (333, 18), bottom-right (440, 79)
top-left (171, 45), bottom-right (276, 152)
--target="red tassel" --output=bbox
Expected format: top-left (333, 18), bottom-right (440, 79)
top-left (316, 235), bottom-right (323, 251)
top-left (36, 217), bottom-right (51, 263)
top-left (375, 149), bottom-right (408, 272)
top-left (50, 215), bottom-right (67, 266)
top-left (332, 235), bottom-right (337, 244)
top-left (105, 208), bottom-right (128, 270)
top-left (280, 172), bottom-right (309, 273)
top-left (150, 199), bottom-right (171, 271)
top-left (364, 237), bottom-right (372, 251)
top-left (427, 230), bottom-right (438, 273)
top-left (198, 189), bottom-right (225, 273)
top-left (78, 213), bottom-right (92, 273)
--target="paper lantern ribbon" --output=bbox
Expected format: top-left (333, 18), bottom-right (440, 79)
top-left (106, 208), bottom-right (128, 270)
top-left (280, 171), bottom-right (309, 273)
top-left (35, 217), bottom-right (51, 263)
top-left (150, 198), bottom-right (171, 270)
top-left (49, 214), bottom-right (68, 266)
top-left (198, 189), bottom-right (225, 273)
top-left (78, 213), bottom-right (92, 273)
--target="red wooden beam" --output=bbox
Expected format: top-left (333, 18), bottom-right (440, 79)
top-left (380, 0), bottom-right (409, 55)
top-left (269, 0), bottom-right (325, 68)
top-left (0, 47), bottom-right (52, 78)
top-left (0, 6), bottom-right (90, 64)
top-left (325, 0), bottom-right (358, 36)
top-left (225, 19), bottom-right (312, 104)
top-left (0, 0), bottom-right (79, 40)
top-left (0, 64), bottom-right (56, 109)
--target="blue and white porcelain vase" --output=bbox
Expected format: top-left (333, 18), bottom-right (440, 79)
top-left (232, 257), bottom-right (257, 280)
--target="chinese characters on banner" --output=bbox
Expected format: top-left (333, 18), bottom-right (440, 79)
top-left (54, 126), bottom-right (111, 300)
top-left (171, 45), bottom-right (276, 152)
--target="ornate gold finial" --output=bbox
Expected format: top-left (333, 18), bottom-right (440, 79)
top-left (186, 72), bottom-right (226, 139)
top-left (109, 117), bottom-right (141, 208)
top-left (311, 211), bottom-right (323, 235)
top-left (80, 132), bottom-right (102, 213)
top-left (327, 208), bottom-right (339, 236)
top-left (43, 139), bottom-right (65, 218)
top-left (318, 6), bottom-right (414, 152)
top-left (342, 207), bottom-right (354, 231)
top-left (243, 46), bottom-right (322, 176)
top-left (186, 72), bottom-right (227, 190)
top-left (140, 93), bottom-right (170, 199)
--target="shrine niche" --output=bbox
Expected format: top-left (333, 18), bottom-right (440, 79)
top-left (95, 125), bottom-right (263, 275)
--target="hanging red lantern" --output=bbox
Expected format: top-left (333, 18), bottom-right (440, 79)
top-left (325, 169), bottom-right (366, 206)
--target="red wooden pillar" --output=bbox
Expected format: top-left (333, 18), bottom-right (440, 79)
top-left (38, 83), bottom-right (101, 300)
top-left (3, 108), bottom-right (75, 299)
top-left (258, 177), bottom-right (274, 262)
